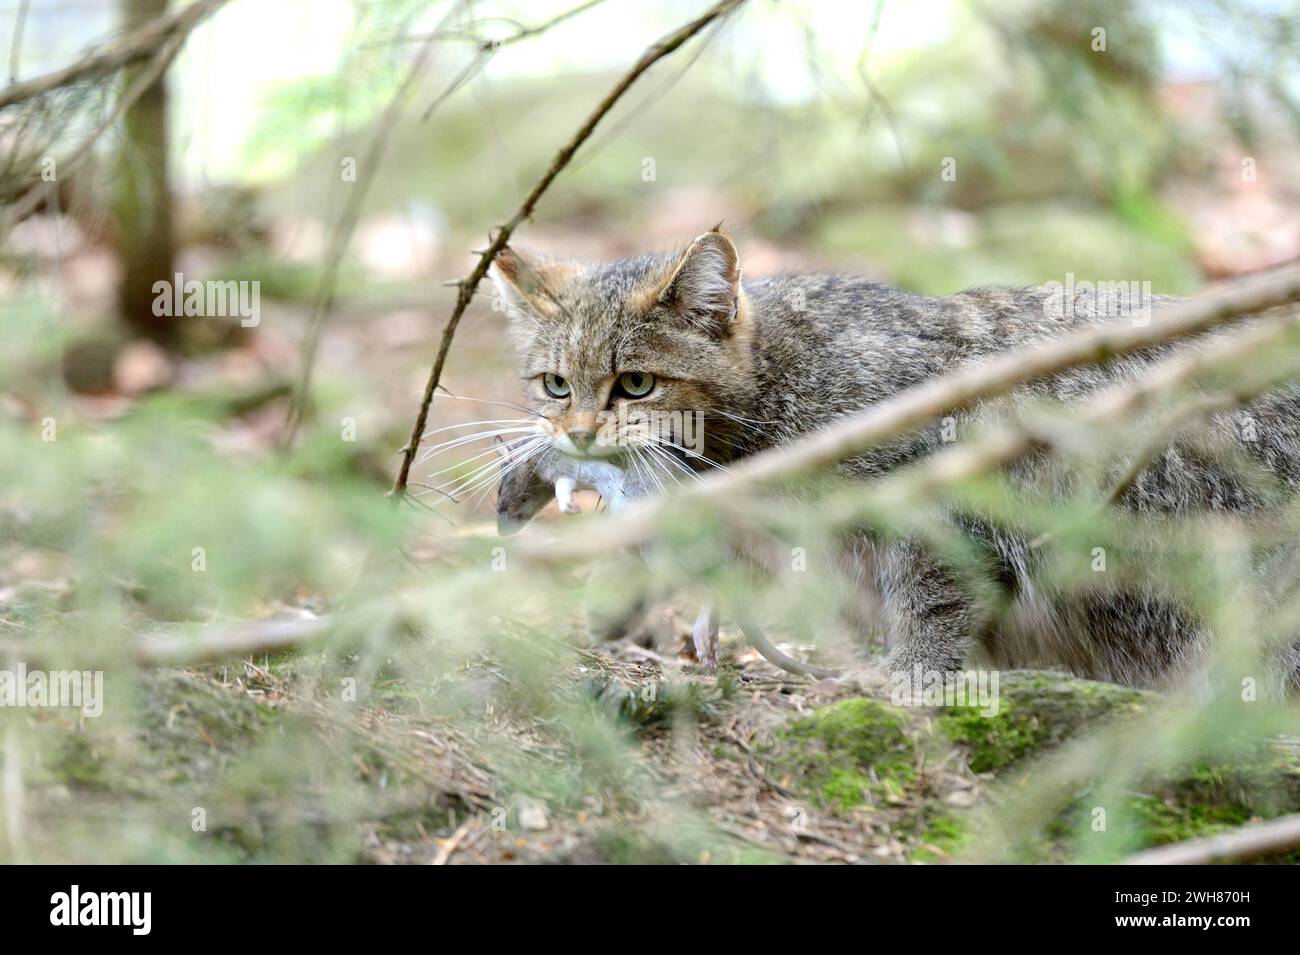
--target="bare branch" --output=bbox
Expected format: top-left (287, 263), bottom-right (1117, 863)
top-left (880, 300), bottom-right (1300, 516)
top-left (391, 0), bottom-right (749, 498)
top-left (2, 0), bottom-right (224, 228)
top-left (1023, 326), bottom-right (1300, 549)
top-left (1124, 812), bottom-right (1300, 864)
top-left (0, 0), bottom-right (226, 110)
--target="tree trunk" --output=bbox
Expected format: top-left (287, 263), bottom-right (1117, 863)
top-left (113, 0), bottom-right (175, 344)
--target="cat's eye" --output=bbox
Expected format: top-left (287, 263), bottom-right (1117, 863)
top-left (617, 371), bottom-right (656, 398)
top-left (543, 373), bottom-right (570, 399)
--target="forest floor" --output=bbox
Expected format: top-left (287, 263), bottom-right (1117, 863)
top-left (21, 621), bottom-right (1300, 864)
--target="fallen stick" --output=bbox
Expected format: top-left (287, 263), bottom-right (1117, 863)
top-left (133, 615), bottom-right (334, 666)
top-left (1, 614), bottom-right (335, 669)
top-left (1124, 812), bottom-right (1300, 864)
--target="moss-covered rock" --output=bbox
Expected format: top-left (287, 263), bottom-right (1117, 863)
top-left (936, 671), bottom-right (1151, 773)
top-left (768, 698), bottom-right (916, 810)
top-left (1022, 755), bottom-right (1300, 863)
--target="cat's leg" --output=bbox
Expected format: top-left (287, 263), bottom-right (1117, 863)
top-left (555, 476), bottom-right (580, 513)
top-left (878, 537), bottom-right (987, 676)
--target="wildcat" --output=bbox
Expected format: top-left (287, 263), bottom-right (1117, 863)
top-left (490, 227), bottom-right (1300, 692)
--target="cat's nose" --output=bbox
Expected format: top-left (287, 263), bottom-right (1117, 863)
top-left (567, 428), bottom-right (596, 450)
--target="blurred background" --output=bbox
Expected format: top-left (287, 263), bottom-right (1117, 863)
top-left (4, 0), bottom-right (1299, 481)
top-left (2, 0), bottom-right (1299, 865)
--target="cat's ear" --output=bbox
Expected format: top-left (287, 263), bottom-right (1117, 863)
top-left (654, 227), bottom-right (742, 337)
top-left (490, 245), bottom-right (575, 322)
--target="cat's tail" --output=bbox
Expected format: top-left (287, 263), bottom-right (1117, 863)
top-left (727, 601), bottom-right (841, 680)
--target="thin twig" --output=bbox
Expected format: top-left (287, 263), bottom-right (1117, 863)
top-left (390, 0), bottom-right (749, 499)
top-left (414, 1), bottom-right (609, 123)
top-left (282, 5), bottom-right (461, 445)
top-left (395, 0), bottom-right (606, 54)
top-left (8, 0), bottom-right (30, 86)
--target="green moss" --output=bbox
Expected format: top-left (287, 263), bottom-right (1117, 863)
top-left (1136, 755), bottom-right (1300, 851)
top-left (1031, 748), bottom-right (1300, 863)
top-left (911, 813), bottom-right (970, 863)
top-left (771, 698), bottom-right (916, 810)
top-left (936, 672), bottom-right (1149, 773)
top-left (1131, 795), bottom-right (1251, 845)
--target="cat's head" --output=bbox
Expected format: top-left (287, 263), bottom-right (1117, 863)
top-left (488, 227), bottom-right (755, 465)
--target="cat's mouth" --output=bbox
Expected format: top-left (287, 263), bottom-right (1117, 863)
top-left (553, 444), bottom-right (625, 461)
top-left (551, 435), bottom-right (624, 460)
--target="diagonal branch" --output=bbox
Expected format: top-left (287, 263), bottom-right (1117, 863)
top-left (390, 0), bottom-right (749, 499)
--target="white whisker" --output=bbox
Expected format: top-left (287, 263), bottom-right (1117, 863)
top-left (635, 440), bottom-right (686, 489)
top-left (639, 439), bottom-right (701, 484)
top-left (422, 417), bottom-right (533, 438)
top-left (442, 437), bottom-right (548, 502)
top-left (460, 443), bottom-right (550, 507)
top-left (434, 389), bottom-right (542, 418)
top-left (656, 436), bottom-right (732, 473)
top-left (417, 426), bottom-right (538, 462)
